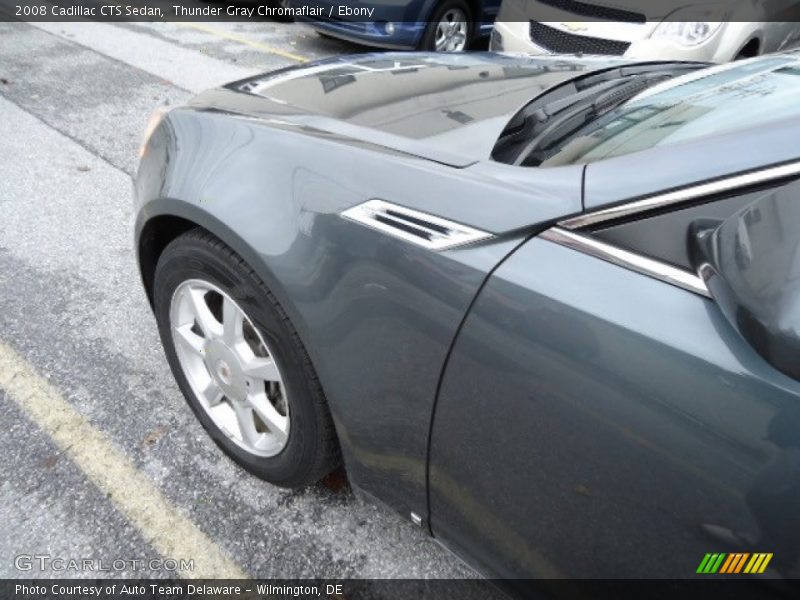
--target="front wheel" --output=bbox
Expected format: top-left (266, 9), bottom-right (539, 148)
top-left (153, 229), bottom-right (340, 487)
top-left (418, 0), bottom-right (473, 52)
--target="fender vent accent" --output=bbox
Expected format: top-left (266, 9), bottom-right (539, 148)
top-left (341, 200), bottom-right (493, 251)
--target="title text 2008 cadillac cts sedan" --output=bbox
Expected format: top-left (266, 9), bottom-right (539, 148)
top-left (135, 52), bottom-right (800, 581)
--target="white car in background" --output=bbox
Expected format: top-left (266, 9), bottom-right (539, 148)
top-left (491, 0), bottom-right (800, 62)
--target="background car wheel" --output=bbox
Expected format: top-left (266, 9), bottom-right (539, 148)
top-left (153, 229), bottom-right (340, 488)
top-left (419, 0), bottom-right (473, 52)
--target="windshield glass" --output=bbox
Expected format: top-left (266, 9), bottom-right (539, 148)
top-left (540, 55), bottom-right (800, 167)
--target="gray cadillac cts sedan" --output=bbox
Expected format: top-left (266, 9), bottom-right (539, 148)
top-left (135, 51), bottom-right (800, 581)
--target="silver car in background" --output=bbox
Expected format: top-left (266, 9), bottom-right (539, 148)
top-left (492, 0), bottom-right (800, 62)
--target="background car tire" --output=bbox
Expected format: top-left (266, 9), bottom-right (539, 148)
top-left (418, 0), bottom-right (473, 52)
top-left (153, 229), bottom-right (340, 488)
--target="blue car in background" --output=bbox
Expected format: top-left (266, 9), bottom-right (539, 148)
top-left (290, 0), bottom-right (501, 51)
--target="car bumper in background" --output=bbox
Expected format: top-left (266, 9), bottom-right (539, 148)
top-left (491, 20), bottom-right (724, 62)
top-left (491, 21), bottom-right (535, 53)
top-left (625, 38), bottom-right (725, 62)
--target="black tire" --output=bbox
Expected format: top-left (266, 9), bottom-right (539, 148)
top-left (418, 0), bottom-right (473, 52)
top-left (153, 229), bottom-right (340, 488)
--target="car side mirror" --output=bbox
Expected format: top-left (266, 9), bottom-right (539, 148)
top-left (689, 184), bottom-right (800, 381)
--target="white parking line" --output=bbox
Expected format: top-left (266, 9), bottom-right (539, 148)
top-left (0, 340), bottom-right (248, 579)
top-left (31, 21), bottom-right (257, 93)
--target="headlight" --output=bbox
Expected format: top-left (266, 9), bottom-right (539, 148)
top-left (385, 22), bottom-right (395, 35)
top-left (652, 3), bottom-right (727, 46)
top-left (139, 106), bottom-right (170, 158)
top-left (651, 21), bottom-right (723, 46)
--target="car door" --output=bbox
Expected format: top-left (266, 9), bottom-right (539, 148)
top-left (427, 170), bottom-right (800, 581)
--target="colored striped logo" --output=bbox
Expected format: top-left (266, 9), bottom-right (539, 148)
top-left (696, 553), bottom-right (773, 574)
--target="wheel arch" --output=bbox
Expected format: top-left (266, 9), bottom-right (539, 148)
top-left (721, 21), bottom-right (762, 60)
top-left (466, 0), bottom-right (481, 22)
top-left (735, 36), bottom-right (761, 59)
top-left (136, 199), bottom-right (302, 338)
top-left (426, 0), bottom-right (479, 20)
top-left (137, 212), bottom-right (196, 308)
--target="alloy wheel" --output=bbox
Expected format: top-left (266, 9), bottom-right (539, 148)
top-left (434, 9), bottom-right (468, 52)
top-left (170, 279), bottom-right (290, 457)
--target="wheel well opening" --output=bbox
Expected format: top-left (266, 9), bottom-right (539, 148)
top-left (138, 215), bottom-right (199, 305)
top-left (736, 38), bottom-right (760, 59)
top-left (432, 0), bottom-right (477, 23)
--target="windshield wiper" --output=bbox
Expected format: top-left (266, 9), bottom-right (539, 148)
top-left (495, 78), bottom-right (625, 154)
top-left (512, 73), bottom-right (670, 167)
top-left (491, 63), bottom-right (702, 166)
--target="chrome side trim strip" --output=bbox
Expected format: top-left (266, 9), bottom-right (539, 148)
top-left (540, 227), bottom-right (710, 298)
top-left (559, 161), bottom-right (800, 230)
top-left (341, 199), bottom-right (493, 251)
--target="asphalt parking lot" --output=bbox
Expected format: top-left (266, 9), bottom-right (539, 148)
top-left (0, 12), bottom-right (475, 579)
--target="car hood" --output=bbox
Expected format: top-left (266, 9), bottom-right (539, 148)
top-left (190, 52), bottom-right (624, 167)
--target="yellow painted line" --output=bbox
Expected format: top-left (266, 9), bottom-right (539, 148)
top-left (0, 341), bottom-right (247, 579)
top-left (176, 22), bottom-right (310, 63)
top-left (107, 0), bottom-right (309, 63)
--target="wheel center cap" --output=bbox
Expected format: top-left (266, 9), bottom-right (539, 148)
top-left (216, 360), bottom-right (232, 385)
top-left (205, 341), bottom-right (247, 402)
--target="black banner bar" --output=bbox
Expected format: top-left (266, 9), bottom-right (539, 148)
top-left (3, 579), bottom-right (800, 600)
top-left (1, 0), bottom-right (800, 23)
